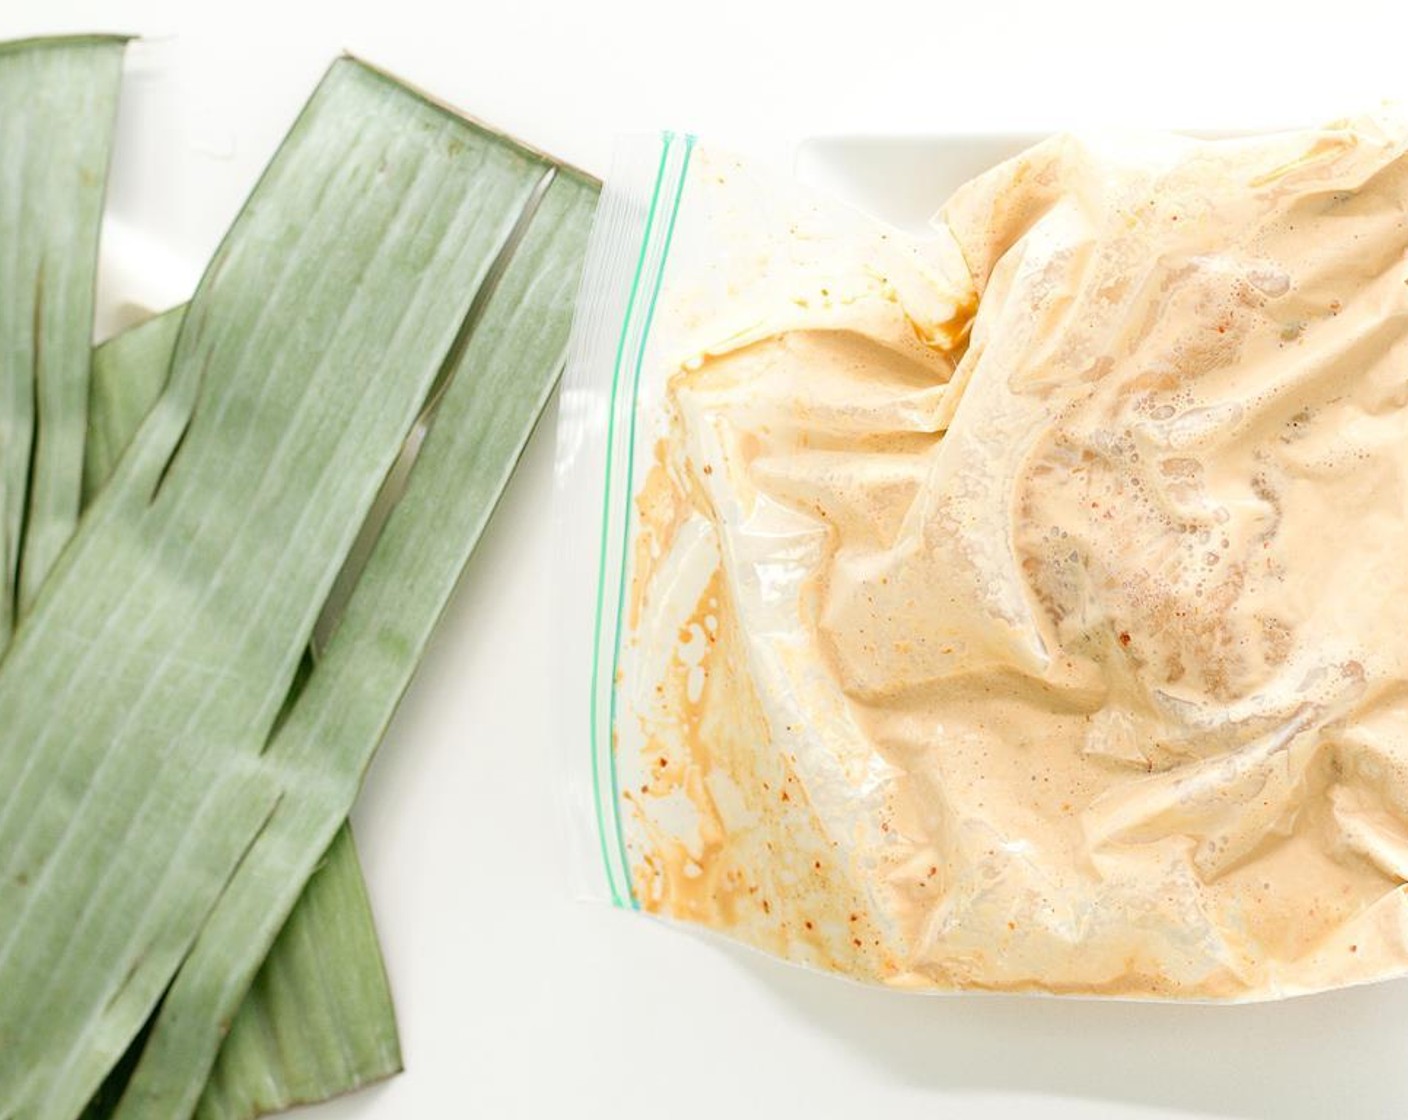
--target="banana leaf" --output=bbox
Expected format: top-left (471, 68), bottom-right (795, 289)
top-left (1, 34), bottom-right (125, 645)
top-left (194, 823), bottom-right (398, 1120)
top-left (84, 304), bottom-right (184, 503)
top-left (87, 308), bottom-right (401, 1118)
top-left (0, 56), bottom-right (553, 1118)
top-left (4, 39), bottom-right (394, 1118)
top-left (117, 154), bottom-right (600, 1120)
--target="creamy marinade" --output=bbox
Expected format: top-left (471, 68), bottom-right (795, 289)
top-left (612, 117), bottom-right (1408, 998)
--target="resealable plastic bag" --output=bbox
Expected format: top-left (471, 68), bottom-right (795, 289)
top-left (556, 119), bottom-right (1408, 1000)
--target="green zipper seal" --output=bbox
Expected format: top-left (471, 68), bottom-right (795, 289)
top-left (605, 134), bottom-right (695, 909)
top-left (588, 133), bottom-right (695, 909)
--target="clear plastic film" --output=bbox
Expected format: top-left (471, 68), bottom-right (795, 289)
top-left (556, 117), bottom-right (1408, 1000)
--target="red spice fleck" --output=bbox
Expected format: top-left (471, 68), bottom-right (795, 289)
top-left (1118, 632), bottom-right (1132, 647)
top-left (804, 920), bottom-right (814, 930)
top-left (852, 938), bottom-right (863, 948)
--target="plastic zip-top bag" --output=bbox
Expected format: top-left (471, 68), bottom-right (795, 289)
top-left (556, 118), bottom-right (1408, 1000)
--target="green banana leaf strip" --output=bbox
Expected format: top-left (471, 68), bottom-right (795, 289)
top-left (0, 35), bottom-right (126, 647)
top-left (87, 309), bottom-right (401, 1118)
top-left (83, 304), bottom-right (185, 504)
top-left (194, 824), bottom-right (399, 1120)
top-left (77, 1015), bottom-right (156, 1120)
top-left (116, 164), bottom-right (600, 1118)
top-left (0, 56), bottom-right (547, 1118)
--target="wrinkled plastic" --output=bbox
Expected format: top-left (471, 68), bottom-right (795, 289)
top-left (557, 118), bottom-right (1408, 1000)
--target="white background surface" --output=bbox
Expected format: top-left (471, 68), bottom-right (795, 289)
top-left (7, 2), bottom-right (1408, 1117)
